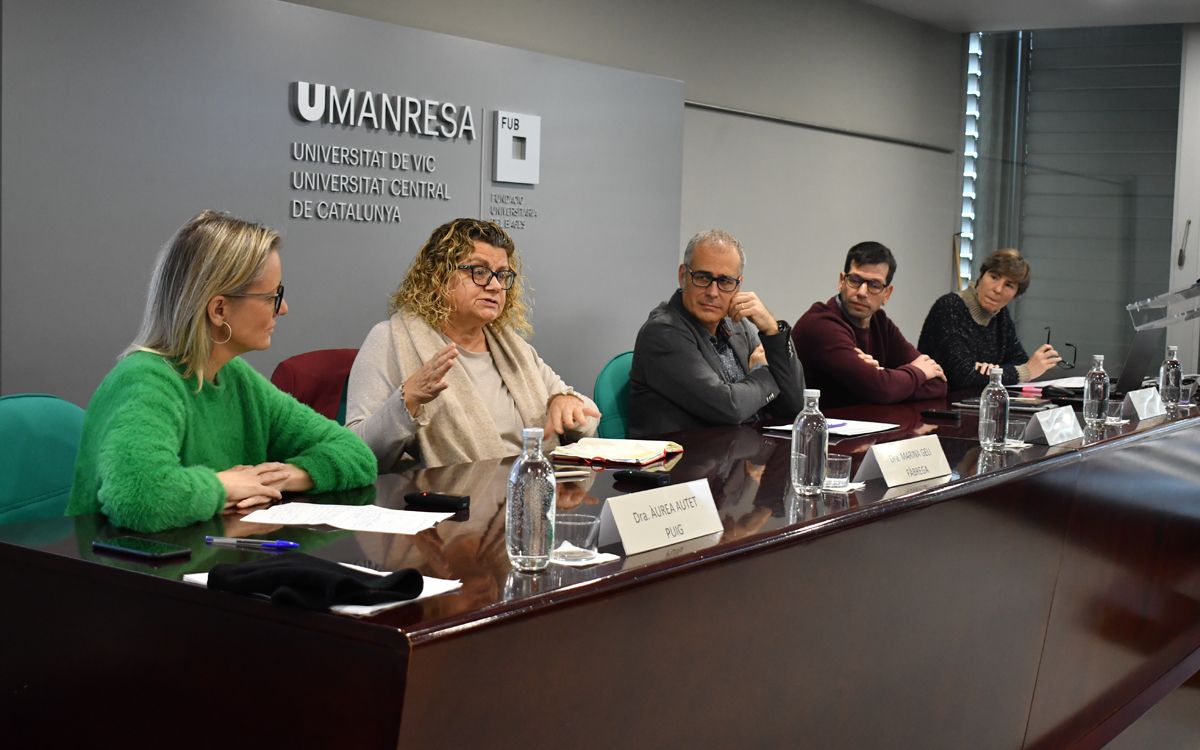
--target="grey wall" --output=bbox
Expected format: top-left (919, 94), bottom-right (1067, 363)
top-left (1, 0), bottom-right (683, 404)
top-left (680, 108), bottom-right (959, 338)
top-left (289, 0), bottom-right (966, 349)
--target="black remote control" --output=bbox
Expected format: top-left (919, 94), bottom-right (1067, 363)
top-left (920, 409), bottom-right (960, 421)
top-left (404, 491), bottom-right (470, 511)
top-left (612, 469), bottom-right (671, 487)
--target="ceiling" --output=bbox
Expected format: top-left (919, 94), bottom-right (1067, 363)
top-left (859, 0), bottom-right (1200, 33)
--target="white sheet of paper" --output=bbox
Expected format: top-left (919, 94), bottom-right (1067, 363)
top-left (239, 502), bottom-right (452, 535)
top-left (183, 566), bottom-right (463, 617)
top-left (1025, 376), bottom-right (1087, 389)
top-left (765, 419), bottom-right (899, 437)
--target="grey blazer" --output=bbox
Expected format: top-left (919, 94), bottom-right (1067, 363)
top-left (628, 290), bottom-right (805, 438)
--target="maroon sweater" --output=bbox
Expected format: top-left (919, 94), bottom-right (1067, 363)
top-left (792, 297), bottom-right (947, 408)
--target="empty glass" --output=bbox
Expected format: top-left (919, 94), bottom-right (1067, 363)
top-left (550, 513), bottom-right (601, 563)
top-left (824, 454), bottom-right (852, 490)
top-left (1105, 399), bottom-right (1125, 425)
top-left (1006, 419), bottom-right (1028, 447)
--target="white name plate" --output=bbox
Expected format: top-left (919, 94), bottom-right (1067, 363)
top-left (1026, 405), bottom-right (1083, 446)
top-left (599, 479), bottom-right (723, 556)
top-left (1125, 387), bottom-right (1165, 421)
top-left (853, 435), bottom-right (951, 488)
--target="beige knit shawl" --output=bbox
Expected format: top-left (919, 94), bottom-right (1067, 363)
top-left (390, 310), bottom-right (558, 467)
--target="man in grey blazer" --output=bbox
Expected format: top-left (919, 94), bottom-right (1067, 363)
top-left (628, 229), bottom-right (805, 438)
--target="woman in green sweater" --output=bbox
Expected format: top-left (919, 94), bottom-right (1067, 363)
top-left (68, 210), bottom-right (377, 532)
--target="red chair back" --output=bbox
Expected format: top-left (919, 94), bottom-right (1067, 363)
top-left (270, 348), bottom-right (359, 423)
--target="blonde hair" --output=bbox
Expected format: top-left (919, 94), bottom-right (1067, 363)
top-left (979, 247), bottom-right (1032, 295)
top-left (390, 218), bottom-right (531, 336)
top-left (127, 210), bottom-right (280, 386)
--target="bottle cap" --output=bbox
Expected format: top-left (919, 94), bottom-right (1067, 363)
top-left (803, 388), bottom-right (820, 399)
top-left (1094, 354), bottom-right (1104, 364)
top-left (521, 426), bottom-right (544, 440)
top-left (989, 366), bottom-right (1002, 375)
top-left (1168, 345), bottom-right (1178, 356)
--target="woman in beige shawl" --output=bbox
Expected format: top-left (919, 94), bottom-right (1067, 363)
top-left (346, 218), bottom-right (600, 470)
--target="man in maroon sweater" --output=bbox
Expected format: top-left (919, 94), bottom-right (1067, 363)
top-left (792, 242), bottom-right (947, 408)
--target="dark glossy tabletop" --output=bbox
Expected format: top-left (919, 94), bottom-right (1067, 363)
top-left (5, 396), bottom-right (1195, 641)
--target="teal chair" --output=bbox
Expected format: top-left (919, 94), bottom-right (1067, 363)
top-left (593, 352), bottom-right (634, 439)
top-left (0, 393), bottom-right (86, 525)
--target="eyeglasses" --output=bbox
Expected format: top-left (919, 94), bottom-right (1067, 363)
top-left (685, 265), bottom-right (741, 293)
top-left (458, 264), bottom-right (517, 290)
top-left (1043, 327), bottom-right (1077, 370)
top-left (229, 284), bottom-right (285, 314)
top-left (843, 273), bottom-right (888, 295)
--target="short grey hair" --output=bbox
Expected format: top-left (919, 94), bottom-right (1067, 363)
top-left (683, 229), bottom-right (745, 274)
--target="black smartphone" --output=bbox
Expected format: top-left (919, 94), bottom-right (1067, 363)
top-left (92, 536), bottom-right (192, 561)
top-left (404, 491), bottom-right (470, 511)
top-left (612, 469), bottom-right (672, 487)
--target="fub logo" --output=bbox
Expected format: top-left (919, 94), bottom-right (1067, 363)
top-left (493, 111), bottom-right (541, 185)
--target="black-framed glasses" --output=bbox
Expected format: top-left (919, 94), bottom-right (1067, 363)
top-left (229, 284), bottom-right (284, 314)
top-left (457, 264), bottom-right (517, 290)
top-left (843, 273), bottom-right (888, 295)
top-left (1043, 327), bottom-right (1077, 369)
top-left (685, 265), bottom-right (741, 292)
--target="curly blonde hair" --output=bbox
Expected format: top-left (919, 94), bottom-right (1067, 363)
top-left (390, 218), bottom-right (531, 336)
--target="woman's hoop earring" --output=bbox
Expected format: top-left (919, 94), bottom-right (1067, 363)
top-left (211, 321), bottom-right (232, 345)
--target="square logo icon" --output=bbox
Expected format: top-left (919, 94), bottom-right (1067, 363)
top-left (493, 110), bottom-right (541, 185)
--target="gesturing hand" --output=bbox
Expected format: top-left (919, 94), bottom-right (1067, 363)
top-left (544, 394), bottom-right (601, 436)
top-left (1025, 344), bottom-right (1063, 380)
top-left (729, 291), bottom-right (778, 334)
top-left (404, 343), bottom-right (458, 414)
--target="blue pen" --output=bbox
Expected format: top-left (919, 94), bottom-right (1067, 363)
top-left (204, 536), bottom-right (299, 550)
top-left (827, 420), bottom-right (847, 429)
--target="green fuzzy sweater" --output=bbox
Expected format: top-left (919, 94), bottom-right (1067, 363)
top-left (68, 352), bottom-right (378, 532)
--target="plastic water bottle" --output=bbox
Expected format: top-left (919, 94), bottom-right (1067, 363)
top-left (1159, 345), bottom-right (1182, 408)
top-left (1083, 354), bottom-right (1109, 426)
top-left (790, 389), bottom-right (827, 495)
top-left (506, 427), bottom-right (556, 572)
top-left (977, 366), bottom-right (1009, 451)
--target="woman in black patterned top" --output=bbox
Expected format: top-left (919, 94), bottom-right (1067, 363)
top-left (917, 249), bottom-right (1062, 391)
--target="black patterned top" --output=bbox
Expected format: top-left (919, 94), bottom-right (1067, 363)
top-left (917, 285), bottom-right (1031, 391)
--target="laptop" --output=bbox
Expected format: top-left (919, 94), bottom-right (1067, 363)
top-left (1111, 327), bottom-right (1166, 397)
top-left (1043, 327), bottom-right (1165, 403)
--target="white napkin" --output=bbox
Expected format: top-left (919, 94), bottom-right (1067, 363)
top-left (550, 541), bottom-right (620, 567)
top-left (822, 481), bottom-right (866, 494)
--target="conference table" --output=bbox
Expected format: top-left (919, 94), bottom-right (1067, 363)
top-left (4, 399), bottom-right (1200, 749)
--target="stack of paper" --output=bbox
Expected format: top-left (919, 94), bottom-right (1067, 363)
top-left (551, 437), bottom-right (684, 466)
top-left (240, 502), bottom-right (452, 535)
